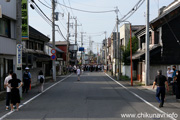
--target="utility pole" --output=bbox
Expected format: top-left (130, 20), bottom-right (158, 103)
top-left (80, 32), bottom-right (84, 65)
top-left (104, 31), bottom-right (107, 66)
top-left (74, 18), bottom-right (81, 65)
top-left (115, 7), bottom-right (120, 80)
top-left (52, 0), bottom-right (56, 81)
top-left (145, 0), bottom-right (150, 86)
top-left (75, 18), bottom-right (77, 65)
top-left (16, 0), bottom-right (22, 97)
top-left (66, 12), bottom-right (70, 67)
top-left (89, 36), bottom-right (91, 64)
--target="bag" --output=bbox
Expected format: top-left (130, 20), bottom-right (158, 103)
top-left (40, 77), bottom-right (44, 83)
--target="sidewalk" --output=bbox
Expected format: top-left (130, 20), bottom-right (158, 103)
top-left (106, 72), bottom-right (180, 108)
top-left (0, 74), bottom-right (69, 117)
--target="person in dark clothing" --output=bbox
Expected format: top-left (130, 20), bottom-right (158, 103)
top-left (7, 73), bottom-right (23, 111)
top-left (174, 71), bottom-right (180, 101)
top-left (23, 67), bottom-right (31, 93)
top-left (172, 65), bottom-right (177, 95)
top-left (153, 70), bottom-right (169, 108)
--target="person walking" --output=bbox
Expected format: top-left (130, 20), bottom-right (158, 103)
top-left (167, 66), bottom-right (173, 85)
top-left (153, 70), bottom-right (169, 108)
top-left (23, 67), bottom-right (31, 93)
top-left (4, 70), bottom-right (13, 110)
top-left (77, 66), bottom-right (81, 81)
top-left (38, 70), bottom-right (45, 93)
top-left (7, 73), bottom-right (23, 111)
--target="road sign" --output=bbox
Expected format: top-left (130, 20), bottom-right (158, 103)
top-left (17, 44), bottom-right (22, 69)
top-left (79, 47), bottom-right (84, 51)
top-left (51, 49), bottom-right (56, 54)
top-left (51, 54), bottom-right (56, 60)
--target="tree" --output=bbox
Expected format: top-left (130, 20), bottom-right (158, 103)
top-left (122, 36), bottom-right (138, 65)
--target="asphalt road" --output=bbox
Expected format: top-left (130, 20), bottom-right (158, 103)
top-left (1, 72), bottom-right (179, 120)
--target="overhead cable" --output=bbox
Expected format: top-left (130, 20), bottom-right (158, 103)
top-left (57, 2), bottom-right (115, 13)
top-left (38, 0), bottom-right (52, 9)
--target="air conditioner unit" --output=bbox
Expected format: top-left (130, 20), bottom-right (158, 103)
top-left (6, 0), bottom-right (11, 2)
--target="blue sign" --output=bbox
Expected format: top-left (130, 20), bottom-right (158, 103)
top-left (17, 44), bottom-right (22, 68)
top-left (51, 54), bottom-right (56, 60)
top-left (79, 47), bottom-right (84, 51)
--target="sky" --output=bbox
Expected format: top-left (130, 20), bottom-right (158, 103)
top-left (29, 0), bottom-right (174, 53)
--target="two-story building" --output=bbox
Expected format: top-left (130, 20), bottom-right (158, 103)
top-left (22, 26), bottom-right (51, 86)
top-left (0, 0), bottom-right (16, 91)
top-left (132, 0), bottom-right (180, 84)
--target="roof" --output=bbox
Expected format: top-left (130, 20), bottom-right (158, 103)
top-left (29, 26), bottom-right (50, 42)
top-left (131, 44), bottom-right (161, 60)
top-left (150, 1), bottom-right (180, 30)
top-left (46, 43), bottom-right (64, 53)
top-left (49, 41), bottom-right (69, 45)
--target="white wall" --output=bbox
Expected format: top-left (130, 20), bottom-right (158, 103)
top-left (0, 37), bottom-right (16, 55)
top-left (0, 0), bottom-right (16, 19)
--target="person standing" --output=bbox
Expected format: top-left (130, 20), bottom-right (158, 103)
top-left (4, 70), bottom-right (13, 110)
top-left (172, 65), bottom-right (177, 95)
top-left (77, 66), bottom-right (81, 81)
top-left (38, 70), bottom-right (45, 93)
top-left (7, 73), bottom-right (23, 111)
top-left (153, 70), bottom-right (169, 108)
top-left (174, 71), bottom-right (180, 101)
top-left (23, 67), bottom-right (31, 93)
top-left (167, 66), bottom-right (173, 85)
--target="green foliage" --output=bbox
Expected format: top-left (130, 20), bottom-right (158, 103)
top-left (122, 36), bottom-right (138, 65)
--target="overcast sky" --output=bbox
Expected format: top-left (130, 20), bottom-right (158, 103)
top-left (29, 0), bottom-right (174, 53)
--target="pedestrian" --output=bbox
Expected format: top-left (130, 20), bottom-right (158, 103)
top-left (7, 73), bottom-right (23, 111)
top-left (4, 70), bottom-right (13, 110)
top-left (172, 65), bottom-right (177, 95)
top-left (38, 70), bottom-right (45, 93)
top-left (23, 67), bottom-right (31, 93)
top-left (153, 70), bottom-right (169, 108)
top-left (73, 65), bottom-right (77, 73)
top-left (174, 71), bottom-right (180, 101)
top-left (167, 66), bottom-right (173, 85)
top-left (77, 66), bottom-right (81, 81)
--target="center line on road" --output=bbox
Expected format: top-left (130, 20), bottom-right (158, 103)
top-left (0, 74), bottom-right (72, 120)
top-left (105, 73), bottom-right (176, 120)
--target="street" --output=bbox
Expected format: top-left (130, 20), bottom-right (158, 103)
top-left (0, 72), bottom-right (179, 120)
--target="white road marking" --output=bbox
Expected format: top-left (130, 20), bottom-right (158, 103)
top-left (105, 73), bottom-right (176, 120)
top-left (0, 74), bottom-right (72, 120)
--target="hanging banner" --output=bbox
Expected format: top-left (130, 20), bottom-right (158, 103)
top-left (22, 0), bottom-right (29, 40)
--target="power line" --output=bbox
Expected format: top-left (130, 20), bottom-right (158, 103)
top-left (30, 0), bottom-right (67, 41)
top-left (67, 0), bottom-right (75, 16)
top-left (38, 0), bottom-right (52, 9)
top-left (57, 2), bottom-right (115, 13)
top-left (63, 0), bottom-right (69, 13)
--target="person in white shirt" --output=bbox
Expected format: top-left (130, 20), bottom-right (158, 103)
top-left (4, 70), bottom-right (13, 110)
top-left (77, 66), bottom-right (81, 81)
top-left (167, 66), bottom-right (173, 85)
top-left (38, 70), bottom-right (45, 92)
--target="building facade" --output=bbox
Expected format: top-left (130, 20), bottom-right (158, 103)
top-left (0, 0), bottom-right (16, 91)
